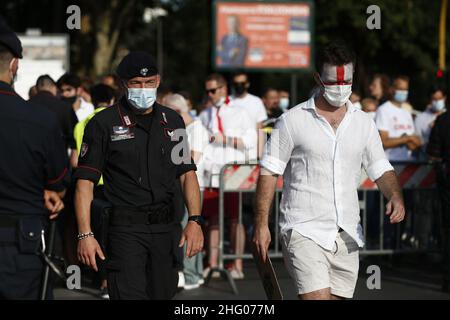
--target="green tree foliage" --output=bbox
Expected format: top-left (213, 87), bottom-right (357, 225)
top-left (0, 0), bottom-right (448, 108)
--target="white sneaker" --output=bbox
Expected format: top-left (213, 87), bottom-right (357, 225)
top-left (203, 267), bottom-right (220, 279)
top-left (178, 271), bottom-right (185, 288)
top-left (229, 269), bottom-right (245, 280)
top-left (184, 282), bottom-right (201, 290)
top-left (198, 278), bottom-right (205, 285)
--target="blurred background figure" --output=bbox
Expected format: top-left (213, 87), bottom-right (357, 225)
top-left (30, 74), bottom-right (77, 155)
top-left (262, 88), bottom-right (282, 119)
top-left (28, 84), bottom-right (38, 99)
top-left (57, 73), bottom-right (94, 123)
top-left (361, 97), bottom-right (378, 120)
top-left (200, 73), bottom-right (256, 280)
top-left (375, 75), bottom-right (421, 162)
top-left (415, 86), bottom-right (447, 159)
top-left (262, 88), bottom-right (283, 134)
top-left (278, 89), bottom-right (290, 111)
top-left (369, 73), bottom-right (391, 105)
top-left (101, 73), bottom-right (120, 91)
top-left (178, 90), bottom-right (197, 117)
top-left (230, 72), bottom-right (267, 159)
top-left (428, 106), bottom-right (450, 293)
top-left (165, 93), bottom-right (210, 290)
top-left (350, 90), bottom-right (362, 109)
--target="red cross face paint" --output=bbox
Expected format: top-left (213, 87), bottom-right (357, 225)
top-left (320, 63), bottom-right (353, 107)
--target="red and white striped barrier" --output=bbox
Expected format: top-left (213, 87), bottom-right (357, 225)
top-left (359, 163), bottom-right (436, 190)
top-left (221, 163), bottom-right (436, 191)
top-left (222, 164), bottom-right (283, 191)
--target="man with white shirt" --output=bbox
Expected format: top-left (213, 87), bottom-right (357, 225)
top-left (200, 73), bottom-right (257, 279)
top-left (253, 42), bottom-right (405, 300)
top-left (375, 76), bottom-right (421, 161)
top-left (57, 73), bottom-right (95, 122)
top-left (231, 72), bottom-right (268, 158)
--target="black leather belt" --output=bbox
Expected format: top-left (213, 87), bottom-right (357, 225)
top-left (111, 206), bottom-right (173, 225)
top-left (0, 215), bottom-right (19, 228)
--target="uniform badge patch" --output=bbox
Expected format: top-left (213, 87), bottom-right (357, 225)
top-left (140, 68), bottom-right (148, 76)
top-left (124, 115), bottom-right (131, 126)
top-left (164, 128), bottom-right (175, 139)
top-left (111, 126), bottom-right (134, 141)
top-left (80, 143), bottom-right (88, 157)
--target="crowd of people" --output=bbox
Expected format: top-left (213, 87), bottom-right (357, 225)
top-left (18, 65), bottom-right (448, 297)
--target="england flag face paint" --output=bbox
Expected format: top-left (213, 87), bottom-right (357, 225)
top-left (319, 63), bottom-right (354, 107)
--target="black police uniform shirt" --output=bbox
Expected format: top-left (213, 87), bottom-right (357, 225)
top-left (0, 81), bottom-right (68, 215)
top-left (29, 90), bottom-right (77, 150)
top-left (74, 96), bottom-right (197, 207)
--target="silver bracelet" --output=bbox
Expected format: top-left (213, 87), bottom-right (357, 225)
top-left (77, 231), bottom-right (94, 241)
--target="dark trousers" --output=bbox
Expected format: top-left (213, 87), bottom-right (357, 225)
top-left (106, 223), bottom-right (179, 300)
top-left (0, 245), bottom-right (44, 299)
top-left (439, 183), bottom-right (450, 282)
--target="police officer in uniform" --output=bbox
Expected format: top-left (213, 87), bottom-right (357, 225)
top-left (0, 19), bottom-right (68, 299)
top-left (428, 109), bottom-right (450, 293)
top-left (74, 51), bottom-right (204, 300)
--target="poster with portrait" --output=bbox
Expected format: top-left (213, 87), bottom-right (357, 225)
top-left (214, 1), bottom-right (313, 71)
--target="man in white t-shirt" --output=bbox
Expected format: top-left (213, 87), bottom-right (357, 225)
top-left (375, 76), bottom-right (421, 161)
top-left (199, 73), bottom-right (257, 280)
top-left (230, 72), bottom-right (268, 158)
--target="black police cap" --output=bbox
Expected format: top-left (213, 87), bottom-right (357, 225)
top-left (0, 16), bottom-right (23, 58)
top-left (116, 51), bottom-right (158, 79)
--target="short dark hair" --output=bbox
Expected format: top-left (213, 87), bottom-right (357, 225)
top-left (0, 43), bottom-right (14, 73)
top-left (232, 71), bottom-right (248, 82)
top-left (429, 85), bottom-right (447, 97)
top-left (36, 74), bottom-right (56, 90)
top-left (90, 84), bottom-right (115, 108)
top-left (393, 75), bottom-right (410, 84)
top-left (56, 73), bottom-right (81, 89)
top-left (205, 73), bottom-right (226, 86)
top-left (317, 40), bottom-right (355, 71)
top-left (263, 88), bottom-right (278, 97)
top-left (372, 74), bottom-right (391, 96)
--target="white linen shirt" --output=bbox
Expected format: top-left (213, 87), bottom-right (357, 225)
top-left (260, 97), bottom-right (394, 250)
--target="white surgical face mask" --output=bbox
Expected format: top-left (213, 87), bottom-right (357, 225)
top-left (322, 84), bottom-right (352, 107)
top-left (394, 90), bottom-right (408, 103)
top-left (353, 101), bottom-right (362, 110)
top-left (431, 99), bottom-right (446, 112)
top-left (215, 96), bottom-right (226, 108)
top-left (127, 88), bottom-right (157, 111)
top-left (279, 97), bottom-right (289, 111)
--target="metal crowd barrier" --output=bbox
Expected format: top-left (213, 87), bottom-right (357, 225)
top-left (204, 161), bottom-right (438, 294)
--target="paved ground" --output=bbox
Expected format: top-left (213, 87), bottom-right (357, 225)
top-left (53, 254), bottom-right (450, 300)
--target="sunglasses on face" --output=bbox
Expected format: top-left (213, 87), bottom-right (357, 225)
top-left (205, 86), bottom-right (223, 95)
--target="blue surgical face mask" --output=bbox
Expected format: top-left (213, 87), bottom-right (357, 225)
top-left (279, 97), bottom-right (289, 111)
top-left (394, 90), bottom-right (408, 103)
top-left (431, 99), bottom-right (446, 112)
top-left (127, 88), bottom-right (157, 111)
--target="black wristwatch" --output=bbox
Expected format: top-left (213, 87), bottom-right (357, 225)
top-left (188, 215), bottom-right (205, 226)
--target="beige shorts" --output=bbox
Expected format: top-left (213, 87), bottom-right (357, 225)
top-left (281, 229), bottom-right (360, 298)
